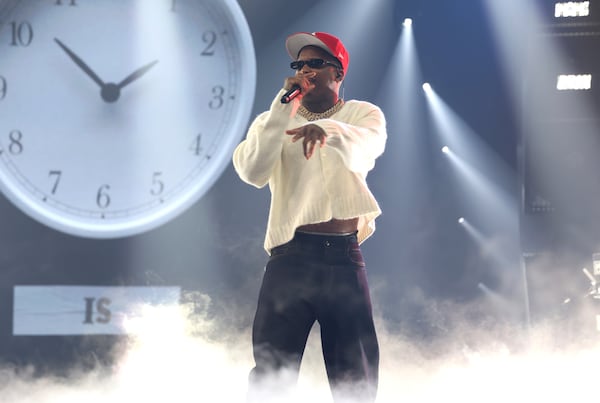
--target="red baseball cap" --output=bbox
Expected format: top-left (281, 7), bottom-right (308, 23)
top-left (285, 32), bottom-right (349, 73)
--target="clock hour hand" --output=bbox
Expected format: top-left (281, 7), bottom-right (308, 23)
top-left (118, 60), bottom-right (158, 89)
top-left (54, 38), bottom-right (105, 88)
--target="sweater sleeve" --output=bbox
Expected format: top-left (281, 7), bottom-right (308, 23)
top-left (232, 89), bottom-right (295, 188)
top-left (313, 102), bottom-right (387, 173)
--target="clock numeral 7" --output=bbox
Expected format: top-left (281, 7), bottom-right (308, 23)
top-left (9, 21), bottom-right (33, 47)
top-left (48, 170), bottom-right (62, 195)
top-left (8, 130), bottom-right (23, 155)
top-left (97, 185), bottom-right (111, 208)
top-left (0, 76), bottom-right (6, 100)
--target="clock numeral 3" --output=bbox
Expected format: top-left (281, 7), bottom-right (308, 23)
top-left (209, 86), bottom-right (225, 110)
top-left (9, 21), bottom-right (33, 47)
top-left (96, 185), bottom-right (111, 208)
top-left (0, 76), bottom-right (6, 100)
top-left (8, 130), bottom-right (23, 155)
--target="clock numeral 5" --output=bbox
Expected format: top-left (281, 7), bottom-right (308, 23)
top-left (0, 76), bottom-right (6, 100)
top-left (48, 170), bottom-right (62, 195)
top-left (9, 21), bottom-right (33, 47)
top-left (8, 130), bottom-right (24, 155)
top-left (97, 185), bottom-right (111, 208)
top-left (151, 172), bottom-right (164, 196)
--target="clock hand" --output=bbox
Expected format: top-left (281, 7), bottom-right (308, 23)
top-left (117, 60), bottom-right (159, 89)
top-left (54, 38), bottom-right (105, 88)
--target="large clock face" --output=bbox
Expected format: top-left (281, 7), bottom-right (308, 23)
top-left (0, 0), bottom-right (256, 238)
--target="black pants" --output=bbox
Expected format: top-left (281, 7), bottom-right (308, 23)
top-left (247, 231), bottom-right (379, 402)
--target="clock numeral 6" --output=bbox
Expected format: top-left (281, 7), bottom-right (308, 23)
top-left (150, 172), bottom-right (164, 196)
top-left (0, 76), bottom-right (6, 100)
top-left (96, 185), bottom-right (111, 208)
top-left (9, 21), bottom-right (33, 47)
top-left (8, 130), bottom-right (23, 155)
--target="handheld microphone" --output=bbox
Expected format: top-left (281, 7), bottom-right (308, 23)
top-left (281, 85), bottom-right (301, 104)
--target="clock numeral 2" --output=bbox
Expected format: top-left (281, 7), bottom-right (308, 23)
top-left (201, 31), bottom-right (217, 56)
top-left (9, 21), bottom-right (33, 47)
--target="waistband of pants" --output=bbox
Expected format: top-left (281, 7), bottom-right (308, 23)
top-left (270, 230), bottom-right (359, 256)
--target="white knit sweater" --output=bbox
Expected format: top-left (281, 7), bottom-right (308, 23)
top-left (233, 89), bottom-right (387, 253)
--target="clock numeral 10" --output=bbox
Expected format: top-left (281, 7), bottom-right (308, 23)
top-left (0, 76), bottom-right (6, 100)
top-left (9, 21), bottom-right (33, 47)
top-left (55, 0), bottom-right (77, 5)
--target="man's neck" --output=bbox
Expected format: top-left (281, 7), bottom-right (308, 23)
top-left (302, 94), bottom-right (339, 113)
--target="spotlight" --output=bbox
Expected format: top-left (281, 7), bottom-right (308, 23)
top-left (422, 82), bottom-right (432, 93)
top-left (403, 18), bottom-right (413, 27)
top-left (458, 217), bottom-right (465, 224)
top-left (441, 146), bottom-right (450, 154)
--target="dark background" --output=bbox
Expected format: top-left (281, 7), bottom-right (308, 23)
top-left (2, 0), bottom-right (599, 372)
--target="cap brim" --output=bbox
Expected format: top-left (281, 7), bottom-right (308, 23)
top-left (285, 32), bottom-right (332, 60)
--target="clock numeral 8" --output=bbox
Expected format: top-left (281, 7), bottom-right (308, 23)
top-left (96, 185), bottom-right (111, 208)
top-left (0, 76), bottom-right (6, 100)
top-left (9, 21), bottom-right (33, 47)
top-left (8, 130), bottom-right (23, 155)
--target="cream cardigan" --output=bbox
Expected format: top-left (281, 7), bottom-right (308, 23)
top-left (233, 89), bottom-right (387, 254)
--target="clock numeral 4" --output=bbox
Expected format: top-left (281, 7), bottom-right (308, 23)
top-left (0, 76), bottom-right (6, 100)
top-left (9, 21), bottom-right (33, 47)
top-left (8, 130), bottom-right (24, 155)
top-left (190, 133), bottom-right (203, 156)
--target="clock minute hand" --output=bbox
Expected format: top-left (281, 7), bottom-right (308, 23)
top-left (117, 60), bottom-right (159, 89)
top-left (54, 38), bottom-right (105, 88)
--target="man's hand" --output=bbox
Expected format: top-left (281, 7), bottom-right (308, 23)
top-left (283, 72), bottom-right (316, 97)
top-left (286, 124), bottom-right (326, 160)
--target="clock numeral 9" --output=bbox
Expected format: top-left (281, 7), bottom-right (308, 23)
top-left (9, 21), bottom-right (33, 47)
top-left (150, 172), bottom-right (164, 196)
top-left (8, 130), bottom-right (23, 155)
top-left (201, 31), bottom-right (217, 56)
top-left (0, 76), bottom-right (6, 100)
top-left (209, 86), bottom-right (225, 110)
top-left (96, 185), bottom-right (111, 208)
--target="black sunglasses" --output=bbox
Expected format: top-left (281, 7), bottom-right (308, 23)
top-left (290, 58), bottom-right (341, 70)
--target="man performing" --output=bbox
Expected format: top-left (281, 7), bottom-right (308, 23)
top-left (233, 31), bottom-right (387, 402)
